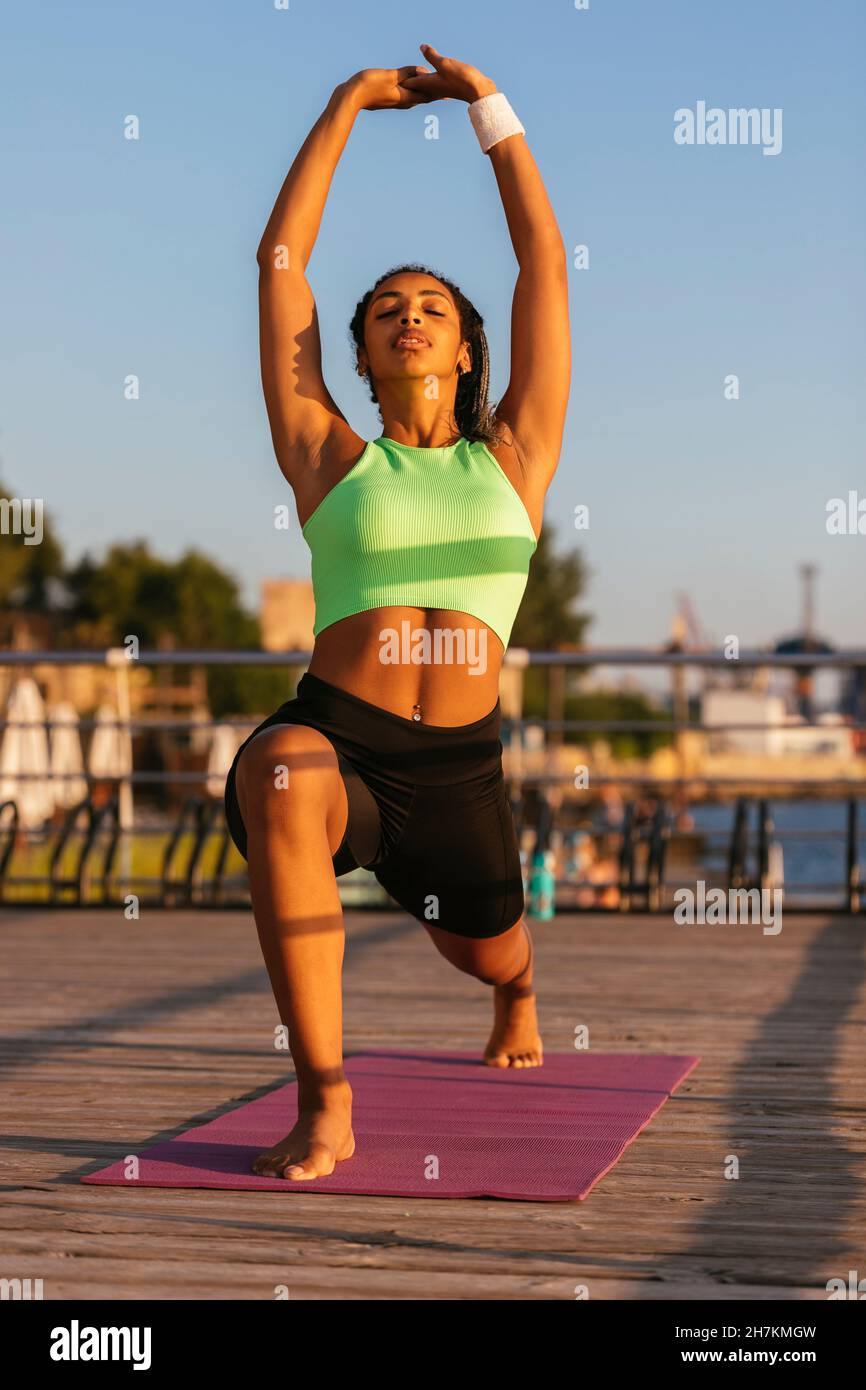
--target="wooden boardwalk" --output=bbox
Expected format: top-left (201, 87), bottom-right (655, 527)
top-left (1, 906), bottom-right (864, 1300)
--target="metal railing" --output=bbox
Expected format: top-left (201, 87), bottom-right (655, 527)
top-left (1, 645), bottom-right (864, 912)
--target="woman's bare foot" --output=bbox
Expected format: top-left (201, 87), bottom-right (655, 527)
top-left (484, 927), bottom-right (543, 1068)
top-left (251, 1082), bottom-right (355, 1180)
top-left (484, 985), bottom-right (544, 1067)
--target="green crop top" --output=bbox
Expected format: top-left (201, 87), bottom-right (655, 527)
top-left (301, 435), bottom-right (538, 649)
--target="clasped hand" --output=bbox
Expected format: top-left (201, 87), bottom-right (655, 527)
top-left (348, 43), bottom-right (496, 112)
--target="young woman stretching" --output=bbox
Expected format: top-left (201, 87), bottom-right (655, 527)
top-left (224, 45), bottom-right (571, 1181)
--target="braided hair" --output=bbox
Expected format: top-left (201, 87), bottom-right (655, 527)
top-left (349, 263), bottom-right (503, 447)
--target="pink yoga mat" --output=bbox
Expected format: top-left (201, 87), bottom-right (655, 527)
top-left (81, 1048), bottom-right (700, 1201)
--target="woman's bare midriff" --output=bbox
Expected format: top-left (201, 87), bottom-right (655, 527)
top-left (306, 606), bottom-right (505, 725)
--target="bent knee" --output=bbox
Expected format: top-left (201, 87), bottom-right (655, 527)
top-left (432, 908), bottom-right (526, 981)
top-left (236, 724), bottom-right (342, 821)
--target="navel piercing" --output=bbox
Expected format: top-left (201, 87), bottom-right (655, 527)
top-left (412, 703), bottom-right (422, 722)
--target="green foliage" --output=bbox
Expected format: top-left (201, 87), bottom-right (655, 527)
top-left (510, 523), bottom-right (591, 650)
top-left (564, 689), bottom-right (672, 758)
top-left (62, 540), bottom-right (288, 716)
top-left (207, 655), bottom-right (295, 720)
top-left (510, 522), bottom-right (592, 713)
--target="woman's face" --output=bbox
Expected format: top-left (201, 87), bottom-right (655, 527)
top-left (360, 273), bottom-right (469, 391)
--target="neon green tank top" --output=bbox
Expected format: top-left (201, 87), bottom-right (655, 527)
top-left (301, 435), bottom-right (538, 648)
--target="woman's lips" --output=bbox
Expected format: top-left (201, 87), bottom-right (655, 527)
top-left (394, 334), bottom-right (429, 349)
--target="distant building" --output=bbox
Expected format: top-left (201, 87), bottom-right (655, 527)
top-left (701, 688), bottom-right (853, 758)
top-left (260, 578), bottom-right (315, 652)
top-left (702, 690), bottom-right (787, 756)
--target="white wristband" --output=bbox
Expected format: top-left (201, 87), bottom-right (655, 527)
top-left (468, 92), bottom-right (525, 154)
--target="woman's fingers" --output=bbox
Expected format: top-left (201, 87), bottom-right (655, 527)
top-left (398, 68), bottom-right (450, 104)
top-left (354, 62), bottom-right (447, 110)
top-left (397, 66), bottom-right (432, 88)
top-left (400, 72), bottom-right (449, 95)
top-left (419, 42), bottom-right (445, 68)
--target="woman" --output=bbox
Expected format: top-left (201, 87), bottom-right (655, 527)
top-left (224, 44), bottom-right (570, 1181)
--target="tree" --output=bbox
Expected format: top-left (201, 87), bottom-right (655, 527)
top-left (564, 689), bottom-right (671, 758)
top-left (0, 480), bottom-right (65, 609)
top-left (510, 523), bottom-right (591, 650)
top-left (63, 540), bottom-right (287, 715)
top-left (511, 523), bottom-right (592, 715)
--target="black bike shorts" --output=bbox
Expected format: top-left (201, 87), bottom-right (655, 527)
top-left (223, 672), bottom-right (524, 940)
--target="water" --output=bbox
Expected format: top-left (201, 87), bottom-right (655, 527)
top-left (689, 799), bottom-right (863, 907)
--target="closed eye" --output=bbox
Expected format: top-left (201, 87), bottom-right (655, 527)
top-left (376, 308), bottom-right (445, 319)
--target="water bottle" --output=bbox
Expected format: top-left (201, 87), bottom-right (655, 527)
top-left (528, 849), bottom-right (556, 920)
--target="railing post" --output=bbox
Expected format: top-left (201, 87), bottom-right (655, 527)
top-left (647, 802), bottom-right (670, 912)
top-left (619, 803), bottom-right (636, 912)
top-left (758, 799), bottom-right (774, 892)
top-left (847, 798), bottom-right (860, 914)
top-left (729, 797), bottom-right (748, 891)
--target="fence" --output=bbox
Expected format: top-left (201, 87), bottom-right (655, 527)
top-left (1, 646), bottom-right (864, 912)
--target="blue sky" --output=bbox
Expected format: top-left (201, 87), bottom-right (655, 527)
top-left (2, 0), bottom-right (864, 648)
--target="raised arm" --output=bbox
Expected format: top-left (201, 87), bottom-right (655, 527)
top-left (486, 130), bottom-right (570, 481)
top-left (402, 47), bottom-right (571, 483)
top-left (256, 69), bottom-right (434, 485)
